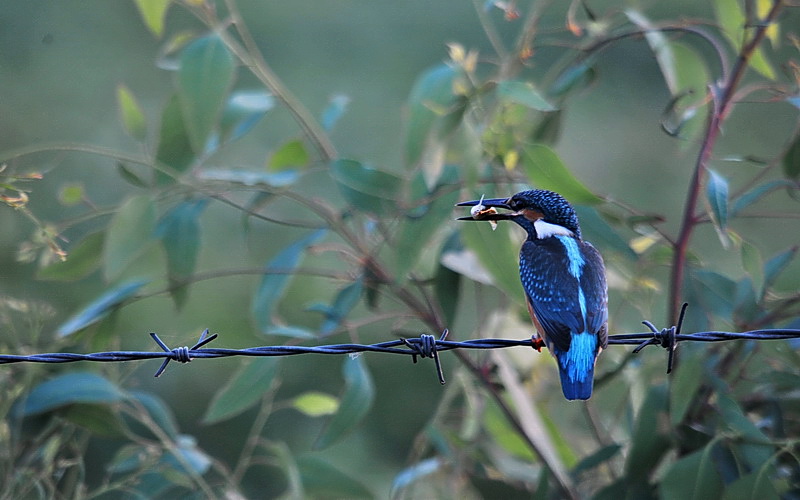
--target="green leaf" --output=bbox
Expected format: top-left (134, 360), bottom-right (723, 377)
top-left (460, 220), bottom-right (524, 301)
top-left (627, 9), bottom-right (709, 141)
top-left (740, 240), bottom-right (764, 298)
top-left (155, 94), bottom-right (195, 185)
top-left (103, 195), bottom-right (157, 281)
top-left (13, 372), bottom-right (126, 417)
top-left (314, 356), bottom-right (375, 450)
top-left (669, 346), bottom-right (704, 426)
top-left (706, 168), bottom-right (729, 231)
top-left (202, 358), bottom-right (281, 424)
top-left (496, 80), bottom-right (556, 111)
top-left (519, 144), bottom-right (602, 205)
top-left (292, 391), bottom-right (340, 417)
top-left (712, 0), bottom-right (775, 79)
top-left (690, 270), bottom-right (737, 319)
top-left (55, 279), bottom-right (149, 337)
top-left (321, 94), bottom-right (350, 131)
top-left (132, 0), bottom-right (171, 38)
top-left (625, 384), bottom-right (670, 482)
top-left (251, 230), bottom-right (326, 333)
top-left (574, 206), bottom-right (637, 260)
top-left (116, 84), bottom-right (147, 141)
top-left (155, 199), bottom-right (208, 284)
top-left (217, 90), bottom-right (273, 145)
top-left (177, 35), bottom-right (236, 152)
top-left (433, 233), bottom-right (462, 327)
top-left (722, 466), bottom-right (781, 500)
top-left (59, 183), bottom-right (84, 206)
top-left (405, 64), bottom-right (457, 167)
top-left (783, 132), bottom-right (800, 179)
top-left (395, 166), bottom-right (460, 277)
top-left (659, 442), bottom-right (723, 500)
top-left (571, 444), bottom-right (621, 477)
top-left (297, 456), bottom-right (372, 498)
top-left (330, 159), bottom-right (403, 216)
top-left (64, 404), bottom-right (124, 437)
top-left (117, 162), bottom-right (151, 188)
top-left (483, 400), bottom-right (535, 461)
top-left (269, 139), bottom-right (310, 171)
top-left (37, 231), bottom-right (104, 281)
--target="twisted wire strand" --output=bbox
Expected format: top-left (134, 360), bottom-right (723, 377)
top-left (1, 312), bottom-right (798, 382)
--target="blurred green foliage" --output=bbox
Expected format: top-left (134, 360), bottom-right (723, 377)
top-left (1, 0), bottom-right (799, 498)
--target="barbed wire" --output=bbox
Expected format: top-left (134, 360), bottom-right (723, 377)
top-left (1, 305), bottom-right (798, 383)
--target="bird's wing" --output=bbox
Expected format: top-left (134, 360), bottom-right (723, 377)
top-left (579, 241), bottom-right (608, 348)
top-left (519, 239), bottom-right (585, 353)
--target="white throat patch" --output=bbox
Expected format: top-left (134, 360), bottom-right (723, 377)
top-left (534, 219), bottom-right (574, 239)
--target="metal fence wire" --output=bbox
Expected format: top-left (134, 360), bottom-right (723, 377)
top-left (1, 304), bottom-right (798, 383)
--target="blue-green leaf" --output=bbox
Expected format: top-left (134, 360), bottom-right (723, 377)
top-left (198, 168), bottom-right (300, 187)
top-left (690, 270), bottom-right (736, 319)
top-left (55, 279), bottom-right (149, 337)
top-left (520, 144), bottom-right (602, 205)
top-left (103, 195), bottom-right (157, 281)
top-left (314, 356), bottom-right (375, 450)
top-left (496, 80), bottom-right (556, 111)
top-left (706, 169), bottom-right (729, 230)
top-left (177, 35), bottom-right (236, 152)
top-left (321, 94), bottom-right (350, 131)
top-left (251, 230), bottom-right (326, 333)
top-left (129, 391), bottom-right (180, 440)
top-left (764, 246), bottom-right (797, 291)
top-left (405, 64), bottom-right (457, 167)
top-left (731, 179), bottom-right (795, 216)
top-left (313, 278), bottom-right (364, 336)
top-left (202, 358), bottom-right (281, 424)
top-left (156, 199), bottom-right (208, 280)
top-left (13, 372), bottom-right (127, 417)
top-left (218, 90), bottom-right (273, 144)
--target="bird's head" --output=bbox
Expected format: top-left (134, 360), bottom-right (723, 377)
top-left (457, 189), bottom-right (581, 239)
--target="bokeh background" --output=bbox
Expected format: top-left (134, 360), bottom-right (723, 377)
top-left (1, 0), bottom-right (798, 497)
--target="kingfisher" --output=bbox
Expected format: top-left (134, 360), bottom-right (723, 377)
top-left (457, 189), bottom-right (608, 400)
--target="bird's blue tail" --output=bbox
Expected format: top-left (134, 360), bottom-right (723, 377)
top-left (557, 364), bottom-right (595, 400)
top-left (555, 332), bottom-right (598, 400)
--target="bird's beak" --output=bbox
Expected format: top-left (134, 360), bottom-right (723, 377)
top-left (455, 197), bottom-right (517, 221)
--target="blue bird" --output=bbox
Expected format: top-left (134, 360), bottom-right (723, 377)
top-left (457, 189), bottom-right (608, 400)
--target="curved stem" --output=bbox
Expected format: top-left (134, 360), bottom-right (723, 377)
top-left (668, 0), bottom-right (785, 324)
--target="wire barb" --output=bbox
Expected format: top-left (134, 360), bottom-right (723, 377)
top-left (402, 329), bottom-right (449, 384)
top-left (150, 329), bottom-right (219, 377)
top-left (632, 303), bottom-right (687, 373)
